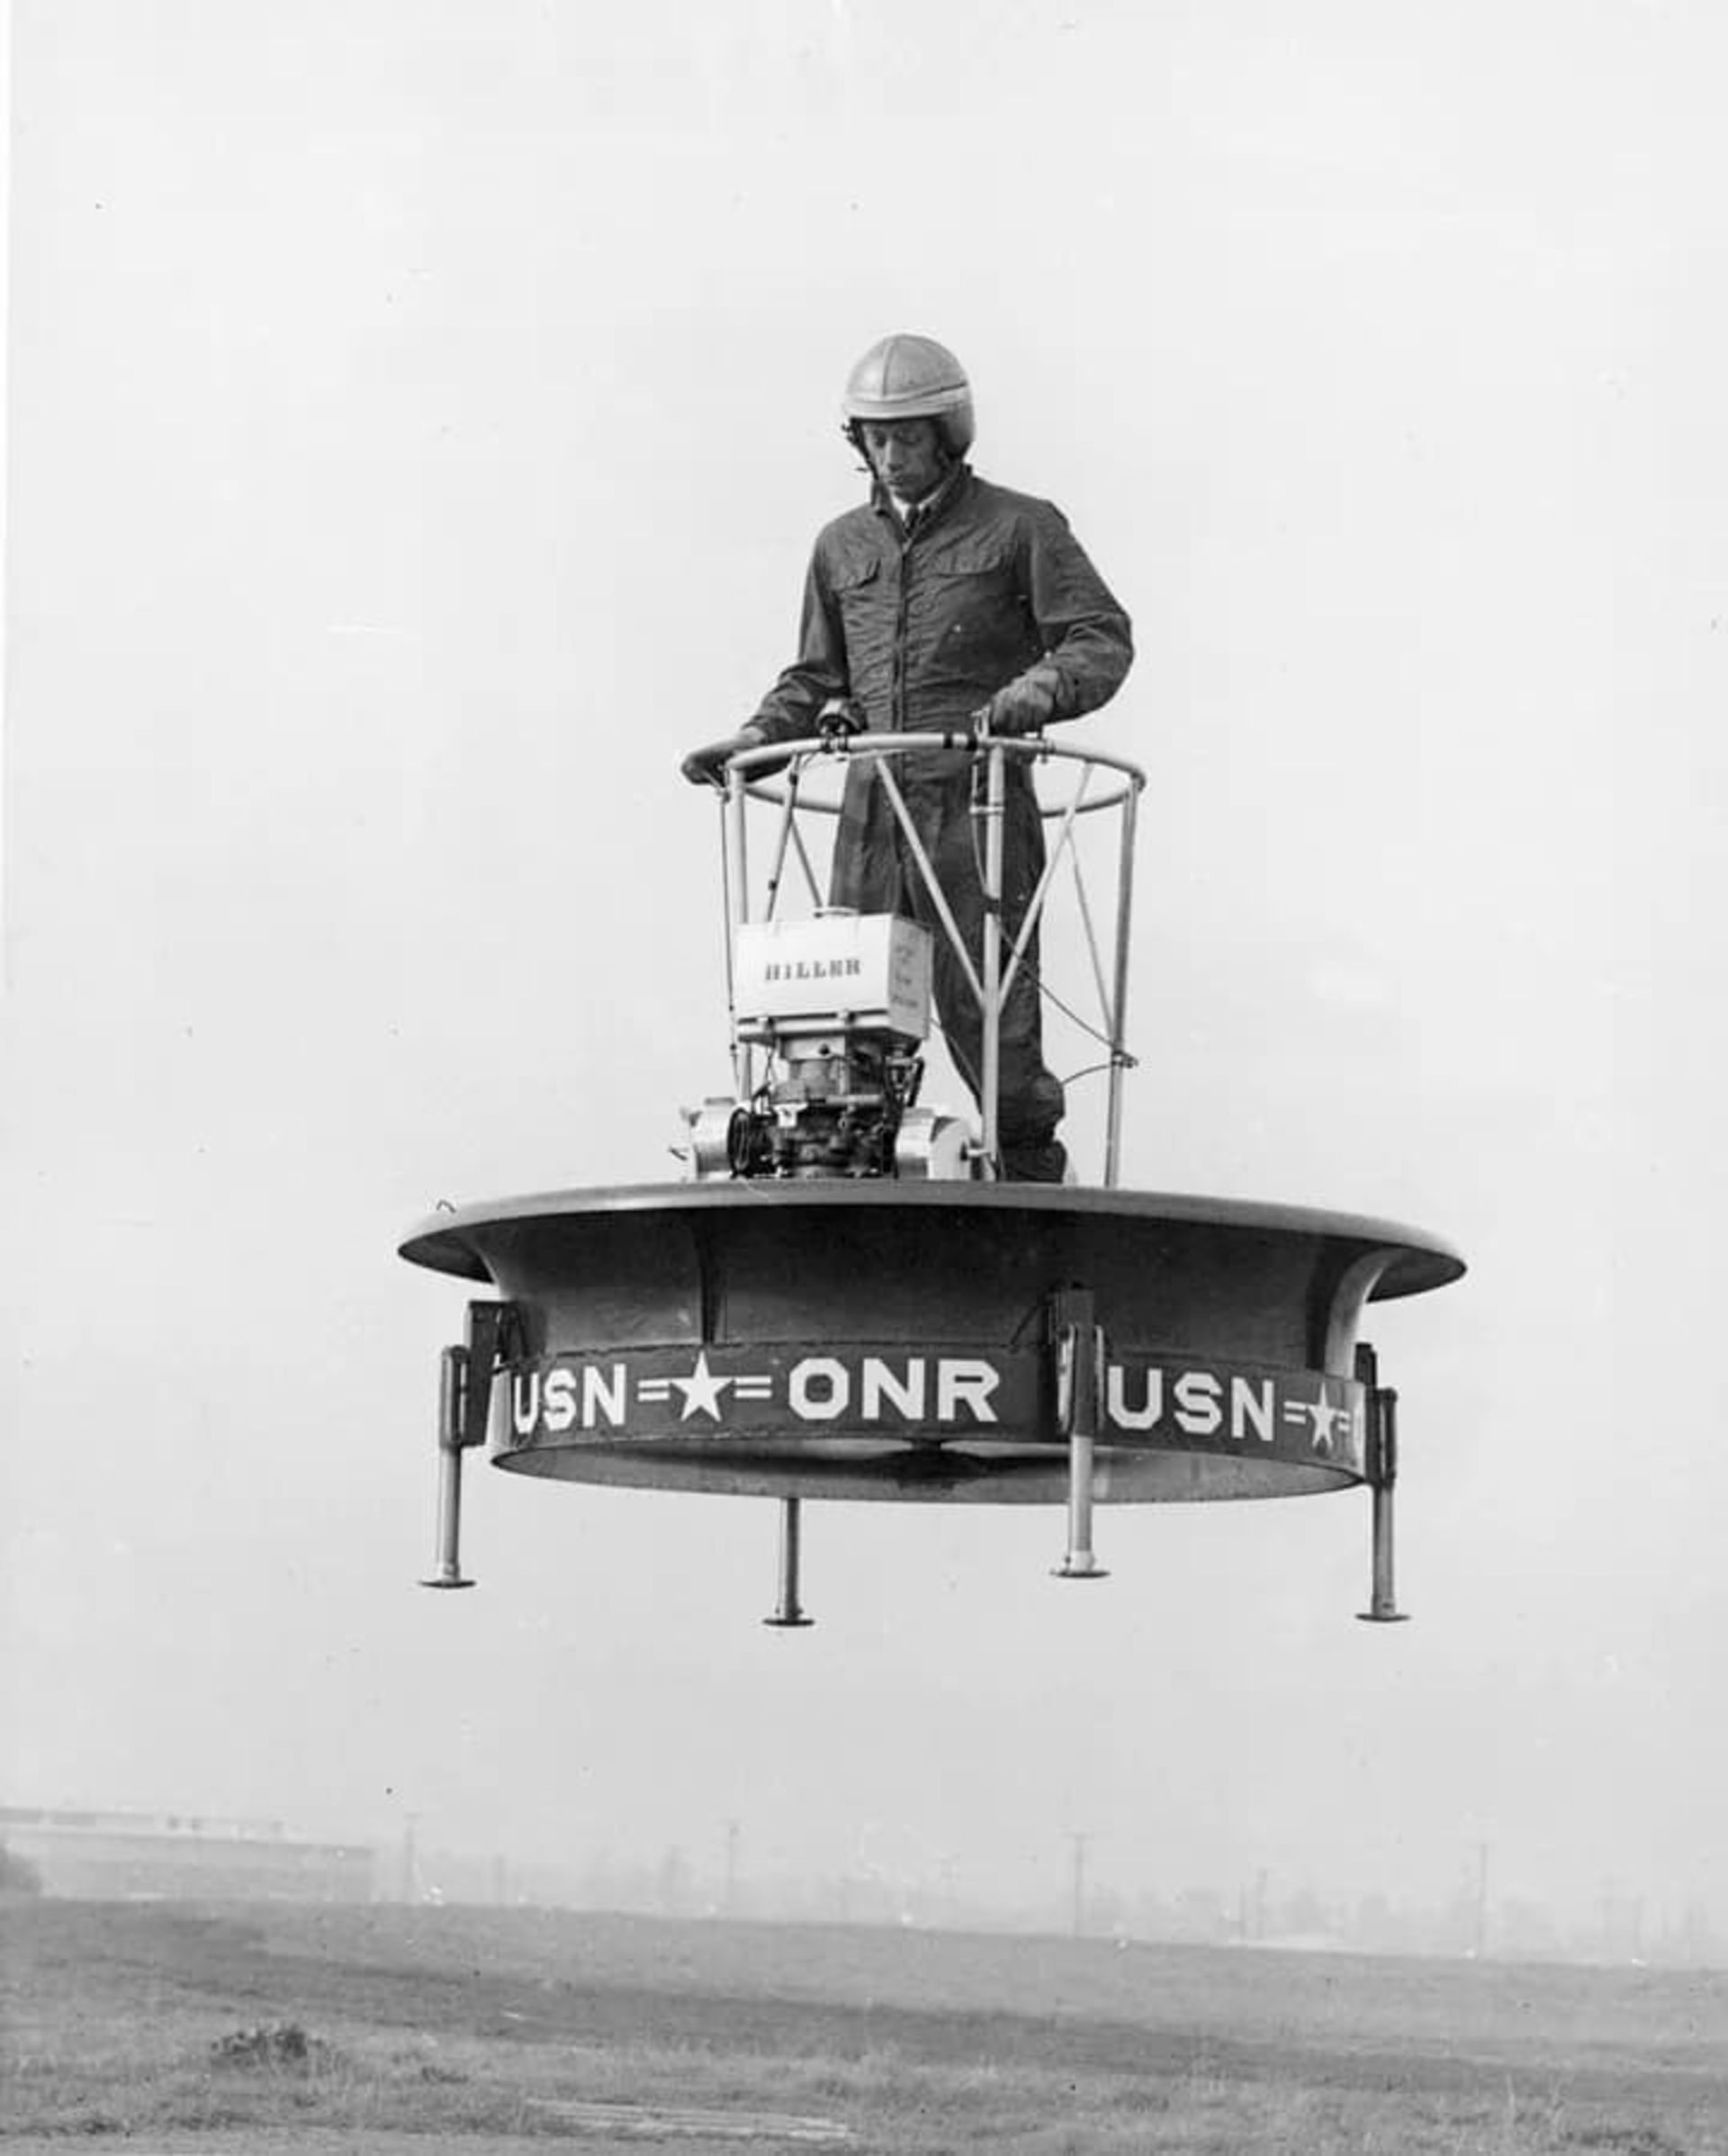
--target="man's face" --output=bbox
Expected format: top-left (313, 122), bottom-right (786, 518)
top-left (860, 418), bottom-right (948, 501)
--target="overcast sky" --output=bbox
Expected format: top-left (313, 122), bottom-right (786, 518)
top-left (4, 0), bottom-right (1725, 1934)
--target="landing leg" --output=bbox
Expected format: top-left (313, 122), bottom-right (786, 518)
top-left (1051, 1287), bottom-right (1109, 1581)
top-left (420, 1345), bottom-right (475, 1590)
top-left (1355, 1345), bottom-right (1409, 1624)
top-left (764, 1497), bottom-right (814, 1628)
top-left (419, 1301), bottom-right (512, 1592)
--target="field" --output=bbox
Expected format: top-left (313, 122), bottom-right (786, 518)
top-left (2, 1899), bottom-right (1724, 2153)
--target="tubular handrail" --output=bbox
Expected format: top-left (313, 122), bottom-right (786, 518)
top-left (725, 727), bottom-right (1145, 814)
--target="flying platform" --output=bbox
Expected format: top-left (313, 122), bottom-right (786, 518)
top-left (399, 730), bottom-right (1463, 1622)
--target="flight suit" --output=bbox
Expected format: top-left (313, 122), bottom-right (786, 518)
top-left (750, 464), bottom-right (1133, 1177)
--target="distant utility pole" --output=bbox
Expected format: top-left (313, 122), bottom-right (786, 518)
top-left (937, 1852), bottom-right (959, 1926)
top-left (1474, 1842), bottom-right (1490, 1960)
top-left (1066, 1831), bottom-right (1092, 1939)
top-left (724, 1818), bottom-right (740, 1916)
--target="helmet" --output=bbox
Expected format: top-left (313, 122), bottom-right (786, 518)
top-left (842, 333), bottom-right (975, 458)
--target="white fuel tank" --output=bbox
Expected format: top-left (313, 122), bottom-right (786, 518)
top-left (733, 912), bottom-right (932, 1043)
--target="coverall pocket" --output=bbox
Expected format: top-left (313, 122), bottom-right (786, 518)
top-left (924, 536), bottom-right (1014, 579)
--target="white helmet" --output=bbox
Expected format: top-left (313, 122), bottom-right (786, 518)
top-left (842, 333), bottom-right (975, 458)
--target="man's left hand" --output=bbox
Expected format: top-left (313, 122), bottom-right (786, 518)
top-left (682, 727), bottom-right (774, 787)
top-left (979, 664), bottom-right (1063, 736)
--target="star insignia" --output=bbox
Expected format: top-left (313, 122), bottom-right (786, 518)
top-left (1296, 1394), bottom-right (1349, 1457)
top-left (670, 1350), bottom-right (731, 1421)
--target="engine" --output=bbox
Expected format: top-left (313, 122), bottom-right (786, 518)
top-left (686, 911), bottom-right (973, 1180)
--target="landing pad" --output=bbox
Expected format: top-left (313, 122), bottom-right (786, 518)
top-left (399, 1184), bottom-right (1462, 1505)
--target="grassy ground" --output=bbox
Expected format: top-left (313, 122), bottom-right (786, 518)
top-left (1, 1898), bottom-right (1723, 2152)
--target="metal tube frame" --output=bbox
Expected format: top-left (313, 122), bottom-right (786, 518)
top-left (875, 757), bottom-right (986, 1009)
top-left (716, 731), bottom-right (1146, 1188)
top-left (757, 764), bottom-right (802, 922)
top-left (724, 769), bottom-right (753, 1100)
top-left (977, 742), bottom-right (1005, 1177)
top-left (999, 758), bottom-right (1093, 1007)
top-left (1104, 779), bottom-right (1139, 1187)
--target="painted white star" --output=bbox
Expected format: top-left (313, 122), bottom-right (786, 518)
top-left (670, 1350), bottom-right (730, 1422)
top-left (1294, 1394), bottom-right (1349, 1456)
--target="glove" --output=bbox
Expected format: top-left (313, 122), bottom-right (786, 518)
top-left (979, 663), bottom-right (1063, 737)
top-left (681, 727), bottom-right (777, 788)
top-left (816, 697), bottom-right (867, 740)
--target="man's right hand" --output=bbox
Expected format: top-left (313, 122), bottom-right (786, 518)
top-left (978, 663), bottom-right (1063, 737)
top-left (680, 728), bottom-right (770, 787)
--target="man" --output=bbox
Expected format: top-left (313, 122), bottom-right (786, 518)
top-left (682, 333), bottom-right (1132, 1182)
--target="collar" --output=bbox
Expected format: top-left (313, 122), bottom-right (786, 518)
top-left (871, 460), bottom-right (970, 537)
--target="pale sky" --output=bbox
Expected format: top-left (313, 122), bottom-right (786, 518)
top-left (4, 0), bottom-right (1725, 1932)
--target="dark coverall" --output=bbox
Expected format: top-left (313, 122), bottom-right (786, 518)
top-left (749, 464), bottom-right (1133, 1175)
